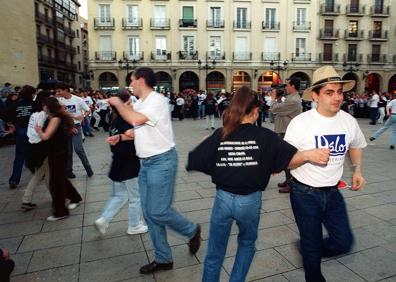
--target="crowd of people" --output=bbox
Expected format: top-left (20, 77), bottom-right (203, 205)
top-left (0, 64), bottom-right (395, 282)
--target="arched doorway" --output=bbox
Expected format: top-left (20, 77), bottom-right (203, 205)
top-left (388, 74), bottom-right (396, 94)
top-left (98, 72), bottom-right (118, 91)
top-left (206, 71), bottom-right (225, 93)
top-left (290, 72), bottom-right (311, 91)
top-left (179, 71), bottom-right (199, 92)
top-left (155, 71), bottom-right (173, 93)
top-left (232, 71), bottom-right (251, 91)
top-left (257, 71), bottom-right (280, 91)
top-left (342, 72), bottom-right (358, 92)
top-left (366, 73), bottom-right (381, 93)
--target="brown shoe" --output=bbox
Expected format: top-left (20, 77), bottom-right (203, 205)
top-left (277, 180), bottom-right (288, 188)
top-left (189, 224), bottom-right (201, 254)
top-left (278, 185), bottom-right (290, 193)
top-left (139, 261), bottom-right (173, 274)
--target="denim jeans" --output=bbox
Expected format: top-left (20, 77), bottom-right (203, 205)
top-left (82, 116), bottom-right (93, 135)
top-left (372, 114), bottom-right (396, 146)
top-left (138, 148), bottom-right (197, 263)
top-left (101, 178), bottom-right (143, 227)
top-left (9, 126), bottom-right (28, 185)
top-left (369, 107), bottom-right (379, 124)
top-left (198, 104), bottom-right (205, 119)
top-left (289, 180), bottom-right (354, 282)
top-left (203, 190), bottom-right (262, 282)
top-left (66, 124), bottom-right (92, 175)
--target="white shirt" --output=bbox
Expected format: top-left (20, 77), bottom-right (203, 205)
top-left (387, 99), bottom-right (396, 114)
top-left (264, 95), bottom-right (272, 107)
top-left (96, 99), bottom-right (109, 111)
top-left (284, 109), bottom-right (367, 187)
top-left (176, 97), bottom-right (185, 106)
top-left (83, 96), bottom-right (94, 107)
top-left (58, 95), bottom-right (90, 124)
top-left (27, 111), bottom-right (47, 144)
top-left (133, 91), bottom-right (175, 158)
top-left (198, 94), bottom-right (206, 105)
top-left (369, 94), bottom-right (379, 108)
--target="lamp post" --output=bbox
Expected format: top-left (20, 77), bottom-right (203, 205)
top-left (343, 62), bottom-right (360, 73)
top-left (198, 59), bottom-right (216, 93)
top-left (118, 58), bottom-right (137, 86)
top-left (270, 60), bottom-right (288, 84)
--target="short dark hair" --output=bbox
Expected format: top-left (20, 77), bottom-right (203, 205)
top-left (19, 85), bottom-right (36, 100)
top-left (133, 67), bottom-right (156, 88)
top-left (55, 83), bottom-right (70, 91)
top-left (5, 82), bottom-right (11, 87)
top-left (288, 77), bottom-right (301, 91)
top-left (312, 85), bottom-right (324, 95)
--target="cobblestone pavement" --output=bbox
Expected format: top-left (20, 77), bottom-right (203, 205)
top-left (1, 118), bottom-right (396, 282)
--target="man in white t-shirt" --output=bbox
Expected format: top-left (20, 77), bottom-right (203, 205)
top-left (284, 66), bottom-right (367, 282)
top-left (368, 91), bottom-right (380, 125)
top-left (56, 84), bottom-right (93, 179)
top-left (175, 94), bottom-right (185, 120)
top-left (82, 92), bottom-right (95, 137)
top-left (108, 68), bottom-right (200, 274)
top-left (198, 91), bottom-right (206, 119)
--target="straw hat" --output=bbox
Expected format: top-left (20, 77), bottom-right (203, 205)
top-left (302, 66), bottom-right (355, 101)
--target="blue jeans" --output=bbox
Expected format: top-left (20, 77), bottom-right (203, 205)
top-left (369, 107), bottom-right (379, 124)
top-left (66, 124), bottom-right (92, 175)
top-left (138, 148), bottom-right (197, 263)
top-left (198, 104), bottom-right (205, 118)
top-left (372, 114), bottom-right (396, 146)
top-left (101, 178), bottom-right (143, 227)
top-left (289, 180), bottom-right (354, 282)
top-left (203, 190), bottom-right (262, 282)
top-left (9, 127), bottom-right (28, 185)
top-left (82, 116), bottom-right (93, 135)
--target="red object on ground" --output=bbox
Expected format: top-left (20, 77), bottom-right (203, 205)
top-left (338, 180), bottom-right (348, 189)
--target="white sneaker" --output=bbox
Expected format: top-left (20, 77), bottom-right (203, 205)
top-left (127, 224), bottom-right (148, 235)
top-left (47, 215), bottom-right (68, 222)
top-left (67, 201), bottom-right (82, 210)
top-left (95, 217), bottom-right (109, 235)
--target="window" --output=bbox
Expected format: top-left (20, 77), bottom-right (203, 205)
top-left (76, 29), bottom-right (79, 38)
top-left (183, 36), bottom-right (195, 54)
top-left (264, 37), bottom-right (278, 60)
top-left (209, 36), bottom-right (221, 58)
top-left (373, 21), bottom-right (382, 37)
top-left (324, 20), bottom-right (333, 36)
top-left (348, 21), bottom-right (358, 37)
top-left (348, 44), bottom-right (357, 61)
top-left (350, 0), bottom-right (359, 12)
top-left (265, 8), bottom-right (276, 28)
top-left (210, 7), bottom-right (221, 27)
top-left (99, 4), bottom-right (111, 24)
top-left (99, 35), bottom-right (112, 60)
top-left (296, 38), bottom-right (306, 57)
top-left (57, 28), bottom-right (65, 43)
top-left (296, 8), bottom-right (306, 25)
top-left (323, 44), bottom-right (332, 61)
top-left (155, 36), bottom-right (167, 59)
top-left (153, 5), bottom-right (166, 26)
top-left (325, 0), bottom-right (334, 11)
top-left (372, 45), bottom-right (380, 61)
top-left (78, 61), bottom-right (81, 70)
top-left (374, 0), bottom-right (383, 13)
top-left (235, 36), bottom-right (249, 60)
top-left (128, 36), bottom-right (140, 59)
top-left (236, 7), bottom-right (247, 28)
top-left (127, 5), bottom-right (139, 24)
top-left (77, 46), bottom-right (80, 54)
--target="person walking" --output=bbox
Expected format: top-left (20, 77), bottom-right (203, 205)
top-left (270, 78), bottom-right (302, 193)
top-left (368, 91), bottom-right (379, 125)
top-left (55, 84), bottom-right (93, 178)
top-left (95, 89), bottom-right (147, 235)
top-left (369, 94), bottom-right (396, 150)
top-left (108, 67), bottom-right (201, 274)
top-left (285, 66), bottom-right (367, 282)
top-left (186, 86), bottom-right (328, 282)
top-left (203, 92), bottom-right (217, 130)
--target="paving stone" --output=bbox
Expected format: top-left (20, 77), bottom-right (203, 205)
top-left (82, 220), bottom-right (129, 242)
top-left (275, 243), bottom-right (303, 268)
top-left (0, 236), bottom-right (23, 254)
top-left (155, 263), bottom-right (229, 282)
top-left (345, 194), bottom-right (387, 210)
top-left (147, 244), bottom-right (199, 270)
top-left (19, 228), bottom-right (82, 252)
top-left (361, 222), bottom-right (396, 242)
top-left (184, 209), bottom-right (211, 224)
top-left (338, 246), bottom-right (396, 282)
top-left (174, 190), bottom-right (202, 202)
top-left (255, 226), bottom-right (299, 251)
top-left (348, 210), bottom-right (385, 228)
top-left (351, 227), bottom-right (389, 252)
top-left (28, 244), bottom-right (80, 272)
top-left (83, 200), bottom-right (107, 214)
top-left (142, 230), bottom-right (187, 252)
top-left (11, 252), bottom-right (33, 276)
top-left (262, 197), bottom-right (291, 212)
top-left (12, 265), bottom-right (79, 282)
top-left (381, 242), bottom-right (396, 254)
top-left (223, 248), bottom-right (295, 281)
top-left (0, 220), bottom-right (43, 239)
top-left (41, 214), bottom-right (83, 232)
top-left (253, 274), bottom-right (289, 282)
top-left (81, 235), bottom-right (144, 262)
top-left (174, 198), bottom-right (214, 212)
top-left (79, 252), bottom-right (148, 282)
top-left (258, 211), bottom-right (294, 229)
top-left (365, 204), bottom-right (396, 221)
top-left (195, 188), bottom-right (216, 198)
top-left (85, 191), bottom-right (111, 203)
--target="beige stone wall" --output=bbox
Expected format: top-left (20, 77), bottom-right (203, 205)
top-left (0, 0), bottom-right (39, 87)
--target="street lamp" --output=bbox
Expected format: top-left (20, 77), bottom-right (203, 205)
top-left (118, 58), bottom-right (137, 86)
top-left (270, 60), bottom-right (288, 84)
top-left (198, 59), bottom-right (216, 93)
top-left (343, 62), bottom-right (360, 73)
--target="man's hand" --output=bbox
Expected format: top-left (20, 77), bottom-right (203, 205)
top-left (107, 97), bottom-right (123, 107)
top-left (305, 148), bottom-right (331, 165)
top-left (351, 171), bottom-right (365, 191)
top-left (107, 135), bottom-right (120, 146)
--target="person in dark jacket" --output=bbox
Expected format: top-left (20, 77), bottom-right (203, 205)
top-left (0, 248), bottom-right (14, 282)
top-left (203, 92), bottom-right (217, 129)
top-left (187, 86), bottom-right (329, 282)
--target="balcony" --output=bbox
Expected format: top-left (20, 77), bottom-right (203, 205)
top-left (262, 21), bottom-right (280, 31)
top-left (63, 26), bottom-right (76, 38)
top-left (122, 18), bottom-right (143, 30)
top-left (343, 53), bottom-right (363, 63)
top-left (178, 51), bottom-right (198, 60)
top-left (65, 45), bottom-right (76, 55)
top-left (319, 29), bottom-right (340, 40)
top-left (367, 54), bottom-right (387, 64)
top-left (123, 51), bottom-right (144, 61)
top-left (318, 53), bottom-right (339, 63)
top-left (345, 5), bottom-right (366, 16)
top-left (36, 33), bottom-right (54, 45)
top-left (206, 51), bottom-right (225, 60)
top-left (38, 54), bottom-right (56, 66)
top-left (293, 21), bottom-right (311, 32)
top-left (94, 18), bottom-right (115, 30)
top-left (151, 51), bottom-right (172, 61)
top-left (292, 53), bottom-right (311, 62)
top-left (320, 4), bottom-right (341, 16)
top-left (370, 5), bottom-right (390, 17)
top-left (232, 52), bottom-right (252, 61)
top-left (261, 52), bottom-right (280, 61)
top-left (369, 30), bottom-right (388, 41)
top-left (344, 30), bottom-right (364, 41)
top-left (179, 19), bottom-right (197, 28)
top-left (150, 18), bottom-right (170, 30)
top-left (95, 51), bottom-right (117, 61)
top-left (233, 21), bottom-right (251, 30)
top-left (206, 20), bottom-right (224, 29)
top-left (35, 12), bottom-right (52, 26)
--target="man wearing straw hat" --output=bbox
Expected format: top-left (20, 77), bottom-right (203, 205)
top-left (284, 66), bottom-right (367, 282)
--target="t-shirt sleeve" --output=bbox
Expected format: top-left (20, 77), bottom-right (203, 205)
top-left (284, 119), bottom-right (301, 149)
top-left (137, 96), bottom-right (165, 126)
top-left (79, 98), bottom-right (90, 112)
top-left (350, 119), bottom-right (367, 149)
top-left (267, 133), bottom-right (298, 173)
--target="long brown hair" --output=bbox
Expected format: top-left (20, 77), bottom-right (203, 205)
top-left (42, 97), bottom-right (75, 136)
top-left (222, 86), bottom-right (261, 140)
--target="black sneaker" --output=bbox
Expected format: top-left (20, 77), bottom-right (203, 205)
top-left (390, 145), bottom-right (395, 150)
top-left (369, 137), bottom-right (375, 141)
top-left (67, 173), bottom-right (76, 179)
top-left (22, 203), bottom-right (37, 210)
top-left (9, 182), bottom-right (17, 189)
top-left (87, 168), bottom-right (94, 177)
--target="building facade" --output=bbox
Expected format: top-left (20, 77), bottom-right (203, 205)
top-left (88, 0), bottom-right (396, 94)
top-left (0, 0), bottom-right (39, 87)
top-left (74, 16), bottom-right (90, 89)
top-left (35, 0), bottom-right (82, 88)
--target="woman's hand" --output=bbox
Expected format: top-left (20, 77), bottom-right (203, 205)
top-left (107, 134), bottom-right (120, 146)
